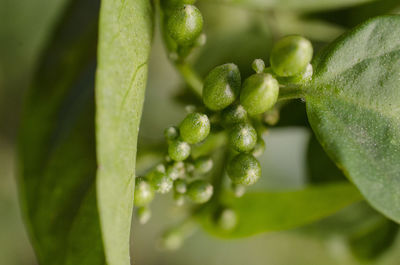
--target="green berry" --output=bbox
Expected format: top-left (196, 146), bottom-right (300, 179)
top-left (134, 178), bottom-right (155, 207)
top-left (229, 123), bottom-right (257, 152)
top-left (270, 35), bottom-right (313, 77)
top-left (227, 153), bottom-right (261, 186)
top-left (168, 139), bottom-right (191, 161)
top-left (203, 63), bottom-right (241, 111)
top-left (252, 137), bottom-right (266, 157)
top-left (137, 206), bottom-right (151, 224)
top-left (252, 58), bottom-right (265, 73)
top-left (179, 112), bottom-right (210, 144)
top-left (148, 170), bottom-right (173, 193)
top-left (221, 104), bottom-right (248, 128)
top-left (187, 180), bottom-right (213, 203)
top-left (167, 4), bottom-right (203, 46)
top-left (215, 208), bottom-right (238, 231)
top-left (174, 179), bottom-right (187, 194)
top-left (194, 156), bottom-right (213, 174)
top-left (164, 126), bottom-right (179, 141)
top-left (240, 73), bottom-right (279, 115)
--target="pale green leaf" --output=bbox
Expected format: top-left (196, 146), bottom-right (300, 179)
top-left (198, 183), bottom-right (362, 238)
top-left (95, 0), bottom-right (153, 264)
top-left (306, 15), bottom-right (400, 223)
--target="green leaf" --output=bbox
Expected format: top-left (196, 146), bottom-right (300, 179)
top-left (305, 15), bottom-right (400, 223)
top-left (349, 216), bottom-right (399, 261)
top-left (207, 0), bottom-right (377, 12)
top-left (17, 1), bottom-right (105, 264)
top-left (95, 0), bottom-right (153, 264)
top-left (198, 183), bottom-right (362, 238)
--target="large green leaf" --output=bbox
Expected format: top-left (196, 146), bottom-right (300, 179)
top-left (198, 183), bottom-right (362, 238)
top-left (207, 0), bottom-right (377, 12)
top-left (305, 16), bottom-right (400, 223)
top-left (17, 0), bottom-right (105, 264)
top-left (95, 0), bottom-right (153, 264)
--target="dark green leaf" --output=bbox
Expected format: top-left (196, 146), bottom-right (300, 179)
top-left (308, 0), bottom-right (400, 28)
top-left (95, 0), bottom-right (153, 264)
top-left (17, 0), bottom-right (105, 264)
top-left (198, 183), bottom-right (362, 238)
top-left (306, 15), bottom-right (400, 223)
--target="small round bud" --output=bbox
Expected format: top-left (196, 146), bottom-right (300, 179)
top-left (240, 73), bottom-right (279, 115)
top-left (203, 63), bottom-right (241, 111)
top-left (179, 112), bottom-right (210, 144)
top-left (148, 170), bottom-right (173, 194)
top-left (173, 192), bottom-right (185, 206)
top-left (167, 161), bottom-right (185, 180)
top-left (194, 156), bottom-right (213, 174)
top-left (187, 180), bottom-right (213, 203)
top-left (137, 206), bottom-right (151, 224)
top-left (270, 35), bottom-right (313, 77)
top-left (160, 228), bottom-right (184, 250)
top-left (134, 178), bottom-right (155, 207)
top-left (252, 58), bottom-right (265, 73)
top-left (215, 208), bottom-right (238, 231)
top-left (168, 139), bottom-right (191, 161)
top-left (252, 137), bottom-right (266, 157)
top-left (221, 104), bottom-right (248, 128)
top-left (195, 33), bottom-right (207, 46)
top-left (167, 4), bottom-right (203, 46)
top-left (185, 162), bottom-right (195, 174)
top-left (227, 153), bottom-right (261, 186)
top-left (164, 126), bottom-right (179, 141)
top-left (174, 179), bottom-right (187, 194)
top-left (231, 183), bottom-right (246, 197)
top-left (263, 108), bottom-right (280, 126)
top-left (229, 123), bottom-right (257, 153)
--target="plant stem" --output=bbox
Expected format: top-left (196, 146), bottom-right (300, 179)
top-left (278, 84), bottom-right (304, 101)
top-left (175, 62), bottom-right (203, 98)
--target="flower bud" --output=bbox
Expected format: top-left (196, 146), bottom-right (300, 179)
top-left (203, 63), bottom-right (241, 111)
top-left (270, 35), bottom-right (313, 77)
top-left (240, 73), bottom-right (279, 115)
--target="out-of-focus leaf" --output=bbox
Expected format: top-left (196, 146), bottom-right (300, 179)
top-left (198, 183), bottom-right (362, 238)
top-left (307, 134), bottom-right (346, 183)
top-left (305, 16), bottom-right (400, 223)
top-left (349, 217), bottom-right (399, 261)
top-left (206, 0), bottom-right (377, 12)
top-left (95, 0), bottom-right (153, 264)
top-left (17, 0), bottom-right (105, 264)
top-left (0, 0), bottom-right (69, 138)
top-left (308, 0), bottom-right (400, 28)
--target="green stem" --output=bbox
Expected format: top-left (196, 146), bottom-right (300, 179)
top-left (278, 84), bottom-right (304, 101)
top-left (175, 62), bottom-right (203, 98)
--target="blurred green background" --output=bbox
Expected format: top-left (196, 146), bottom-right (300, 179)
top-left (1, 0), bottom-right (400, 264)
